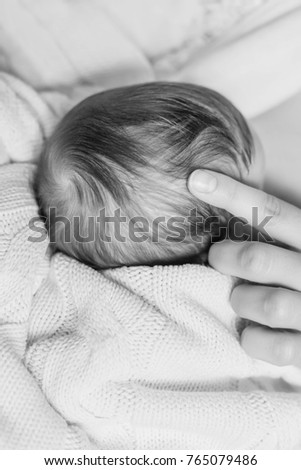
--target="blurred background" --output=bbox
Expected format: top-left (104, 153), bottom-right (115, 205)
top-left (1, 0), bottom-right (301, 203)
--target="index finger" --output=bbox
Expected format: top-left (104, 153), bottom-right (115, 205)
top-left (188, 170), bottom-right (301, 251)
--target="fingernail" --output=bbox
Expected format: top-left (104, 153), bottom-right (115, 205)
top-left (189, 170), bottom-right (217, 193)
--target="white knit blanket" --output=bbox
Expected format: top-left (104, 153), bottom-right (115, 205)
top-left (1, 72), bottom-right (301, 450)
top-left (1, 163), bottom-right (301, 450)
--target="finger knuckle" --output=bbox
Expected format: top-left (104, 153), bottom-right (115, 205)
top-left (226, 180), bottom-right (238, 202)
top-left (240, 243), bottom-right (271, 274)
top-left (262, 194), bottom-right (281, 224)
top-left (264, 290), bottom-right (288, 326)
top-left (272, 335), bottom-right (294, 366)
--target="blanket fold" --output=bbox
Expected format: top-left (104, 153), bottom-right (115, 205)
top-left (1, 163), bottom-right (301, 449)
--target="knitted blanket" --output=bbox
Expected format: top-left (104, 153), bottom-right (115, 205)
top-left (1, 163), bottom-right (301, 450)
top-left (1, 70), bottom-right (301, 450)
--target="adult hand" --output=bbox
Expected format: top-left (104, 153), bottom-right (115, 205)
top-left (188, 169), bottom-right (301, 367)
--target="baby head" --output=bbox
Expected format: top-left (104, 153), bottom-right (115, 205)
top-left (35, 82), bottom-right (261, 269)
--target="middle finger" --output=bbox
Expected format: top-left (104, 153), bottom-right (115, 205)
top-left (231, 284), bottom-right (301, 331)
top-left (209, 240), bottom-right (301, 291)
